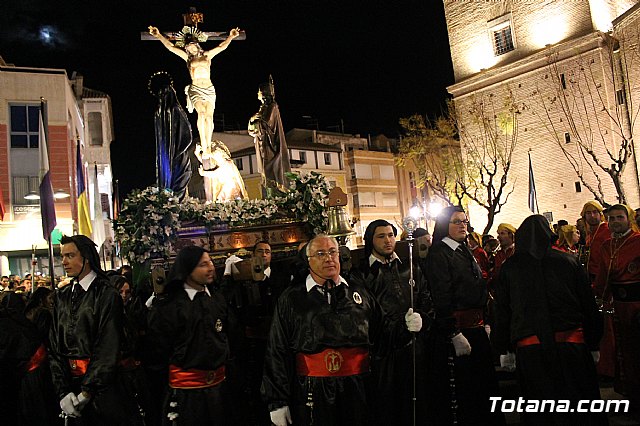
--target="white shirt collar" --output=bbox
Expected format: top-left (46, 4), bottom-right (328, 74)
top-left (75, 270), bottom-right (97, 292)
top-left (263, 266), bottom-right (271, 280)
top-left (305, 274), bottom-right (348, 293)
top-left (442, 236), bottom-right (463, 251)
top-left (183, 282), bottom-right (211, 300)
top-left (368, 252), bottom-right (401, 267)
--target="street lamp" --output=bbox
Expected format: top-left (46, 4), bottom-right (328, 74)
top-left (24, 191), bottom-right (40, 200)
top-left (53, 189), bottom-right (70, 199)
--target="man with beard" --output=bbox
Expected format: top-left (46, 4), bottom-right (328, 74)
top-left (352, 220), bottom-right (431, 425)
top-left (425, 206), bottom-right (503, 425)
top-left (493, 215), bottom-right (604, 425)
top-left (147, 245), bottom-right (234, 425)
top-left (594, 204), bottom-right (640, 419)
top-left (262, 234), bottom-right (422, 426)
top-left (49, 235), bottom-right (134, 424)
top-left (222, 241), bottom-right (288, 425)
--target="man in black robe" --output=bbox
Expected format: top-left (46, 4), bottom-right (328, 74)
top-left (146, 245), bottom-right (234, 425)
top-left (221, 241), bottom-right (288, 425)
top-left (425, 206), bottom-right (504, 425)
top-left (352, 219), bottom-right (432, 425)
top-left (49, 235), bottom-right (133, 424)
top-left (493, 215), bottom-right (604, 425)
top-left (261, 234), bottom-right (423, 426)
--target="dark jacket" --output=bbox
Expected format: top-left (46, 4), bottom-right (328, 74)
top-left (48, 276), bottom-right (123, 399)
top-left (426, 240), bottom-right (487, 336)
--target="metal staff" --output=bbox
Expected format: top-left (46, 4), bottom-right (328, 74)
top-left (402, 216), bottom-right (418, 426)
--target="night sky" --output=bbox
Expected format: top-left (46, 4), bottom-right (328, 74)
top-left (0, 0), bottom-right (453, 196)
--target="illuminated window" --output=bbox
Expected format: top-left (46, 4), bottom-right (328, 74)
top-left (488, 15), bottom-right (515, 56)
top-left (324, 153), bottom-right (332, 165)
top-left (299, 151), bottom-right (307, 164)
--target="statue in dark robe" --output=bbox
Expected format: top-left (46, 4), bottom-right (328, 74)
top-left (248, 76), bottom-right (291, 196)
top-left (150, 72), bottom-right (192, 200)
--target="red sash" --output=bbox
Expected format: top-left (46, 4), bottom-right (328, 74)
top-left (517, 327), bottom-right (584, 348)
top-left (25, 344), bottom-right (47, 373)
top-left (453, 308), bottom-right (484, 329)
top-left (296, 347), bottom-right (369, 377)
top-left (168, 364), bottom-right (226, 389)
top-left (69, 358), bottom-right (90, 376)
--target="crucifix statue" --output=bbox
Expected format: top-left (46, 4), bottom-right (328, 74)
top-left (145, 8), bottom-right (248, 202)
top-left (146, 8), bottom-right (244, 147)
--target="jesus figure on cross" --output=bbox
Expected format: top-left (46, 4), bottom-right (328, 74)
top-left (148, 24), bottom-right (240, 146)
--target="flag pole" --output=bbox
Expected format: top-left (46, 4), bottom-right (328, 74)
top-left (41, 98), bottom-right (56, 283)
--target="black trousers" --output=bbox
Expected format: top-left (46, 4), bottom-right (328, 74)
top-left (516, 342), bottom-right (607, 426)
top-left (162, 382), bottom-right (229, 426)
top-left (291, 375), bottom-right (371, 426)
top-left (425, 326), bottom-right (505, 426)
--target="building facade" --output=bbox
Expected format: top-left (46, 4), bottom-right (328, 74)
top-left (443, 0), bottom-right (640, 232)
top-left (0, 58), bottom-right (114, 277)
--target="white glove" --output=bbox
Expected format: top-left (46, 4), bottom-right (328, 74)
top-left (451, 332), bottom-right (472, 356)
top-left (224, 255), bottom-right (243, 275)
top-left (484, 324), bottom-right (491, 337)
top-left (500, 352), bottom-right (516, 372)
top-left (270, 406), bottom-right (292, 426)
top-left (405, 308), bottom-right (422, 332)
top-left (76, 392), bottom-right (91, 411)
top-left (60, 392), bottom-right (81, 417)
top-left (591, 351), bottom-right (600, 364)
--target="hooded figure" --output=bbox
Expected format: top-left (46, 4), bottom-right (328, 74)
top-left (50, 235), bottom-right (137, 424)
top-left (425, 205), bottom-right (503, 425)
top-left (146, 245), bottom-right (239, 425)
top-left (60, 234), bottom-right (105, 278)
top-left (354, 219), bottom-right (431, 425)
top-left (493, 215), bottom-right (604, 425)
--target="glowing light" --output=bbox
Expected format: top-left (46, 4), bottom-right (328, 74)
top-left (589, 0), bottom-right (615, 32)
top-left (409, 205), bottom-right (422, 219)
top-left (531, 14), bottom-right (568, 48)
top-left (466, 40), bottom-right (498, 73)
top-left (429, 202), bottom-right (443, 218)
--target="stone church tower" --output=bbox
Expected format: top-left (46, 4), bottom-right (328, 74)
top-left (443, 0), bottom-right (640, 231)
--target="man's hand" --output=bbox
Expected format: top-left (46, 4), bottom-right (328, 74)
top-left (148, 26), bottom-right (160, 37)
top-left (500, 352), bottom-right (516, 372)
top-left (451, 332), bottom-right (472, 356)
top-left (224, 255), bottom-right (243, 276)
top-left (270, 406), bottom-right (292, 426)
top-left (60, 393), bottom-right (81, 417)
top-left (405, 308), bottom-right (422, 332)
top-left (76, 391), bottom-right (91, 411)
top-left (230, 27), bottom-right (241, 39)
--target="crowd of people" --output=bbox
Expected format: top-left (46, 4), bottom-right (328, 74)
top-left (1, 201), bottom-right (639, 425)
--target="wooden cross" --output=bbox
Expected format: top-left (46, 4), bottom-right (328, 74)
top-left (141, 7), bottom-right (246, 41)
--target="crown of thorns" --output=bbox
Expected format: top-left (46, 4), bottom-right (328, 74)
top-left (175, 26), bottom-right (208, 47)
